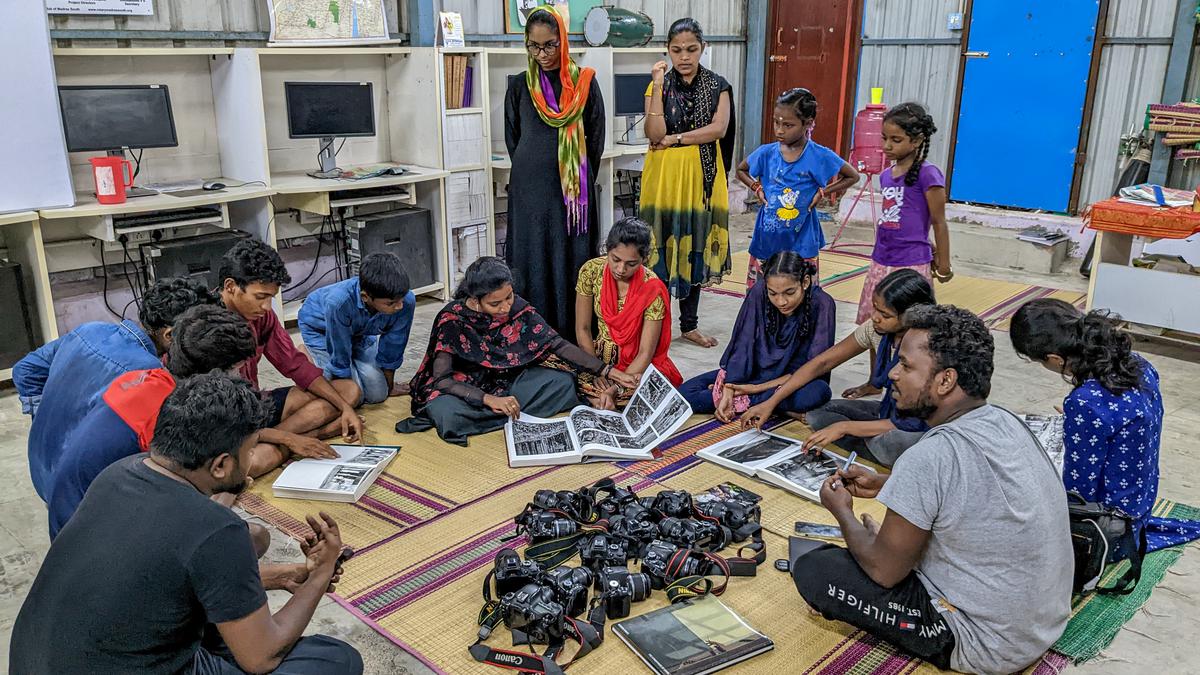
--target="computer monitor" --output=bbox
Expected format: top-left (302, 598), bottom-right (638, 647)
top-left (58, 85), bottom-right (178, 154)
top-left (614, 74), bottom-right (652, 117)
top-left (285, 81), bottom-right (375, 178)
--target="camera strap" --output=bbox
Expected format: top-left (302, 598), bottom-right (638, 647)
top-left (470, 602), bottom-right (608, 674)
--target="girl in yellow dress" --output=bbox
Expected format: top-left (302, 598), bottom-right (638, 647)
top-left (640, 17), bottom-right (736, 348)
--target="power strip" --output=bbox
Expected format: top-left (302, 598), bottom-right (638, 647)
top-left (101, 229), bottom-right (159, 252)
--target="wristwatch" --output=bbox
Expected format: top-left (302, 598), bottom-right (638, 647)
top-left (674, 134), bottom-right (683, 147)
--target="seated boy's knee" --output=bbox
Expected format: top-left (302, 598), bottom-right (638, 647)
top-left (790, 544), bottom-right (849, 603)
top-left (247, 522), bottom-right (271, 559)
top-left (333, 378), bottom-right (363, 407)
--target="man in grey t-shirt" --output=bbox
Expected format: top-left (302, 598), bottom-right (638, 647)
top-left (791, 306), bottom-right (1072, 674)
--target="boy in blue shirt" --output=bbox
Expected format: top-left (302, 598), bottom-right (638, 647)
top-left (12, 277), bottom-right (217, 500)
top-left (298, 252), bottom-right (416, 404)
top-left (736, 88), bottom-right (859, 287)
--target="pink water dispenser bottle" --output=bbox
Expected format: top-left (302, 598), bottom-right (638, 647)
top-left (850, 88), bottom-right (888, 174)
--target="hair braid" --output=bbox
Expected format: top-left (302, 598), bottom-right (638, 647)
top-left (885, 103), bottom-right (938, 187)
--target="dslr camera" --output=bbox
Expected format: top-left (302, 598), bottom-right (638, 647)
top-left (517, 510), bottom-right (578, 540)
top-left (493, 548), bottom-right (544, 598)
top-left (657, 516), bottom-right (725, 551)
top-left (640, 539), bottom-right (710, 590)
top-left (694, 498), bottom-right (760, 536)
top-left (579, 533), bottom-right (627, 573)
top-left (532, 489), bottom-right (589, 520)
top-left (646, 490), bottom-right (694, 518)
top-left (500, 583), bottom-right (566, 645)
top-left (596, 566), bottom-right (652, 619)
top-left (541, 565), bottom-right (593, 617)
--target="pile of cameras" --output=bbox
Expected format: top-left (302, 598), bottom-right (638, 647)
top-left (482, 484), bottom-right (761, 647)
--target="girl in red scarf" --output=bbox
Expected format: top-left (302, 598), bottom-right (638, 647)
top-left (574, 218), bottom-right (682, 410)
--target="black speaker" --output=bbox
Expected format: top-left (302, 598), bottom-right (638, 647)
top-left (141, 230), bottom-right (251, 290)
top-left (0, 260), bottom-right (37, 370)
top-left (347, 207), bottom-right (436, 289)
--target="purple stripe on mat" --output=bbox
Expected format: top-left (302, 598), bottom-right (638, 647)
top-left (355, 496), bottom-right (419, 525)
top-left (371, 476), bottom-right (451, 513)
top-left (802, 632), bottom-right (860, 675)
top-left (393, 476), bottom-right (459, 506)
top-left (329, 594), bottom-right (449, 675)
top-left (819, 635), bottom-right (878, 673)
top-left (354, 465), bottom-right (561, 557)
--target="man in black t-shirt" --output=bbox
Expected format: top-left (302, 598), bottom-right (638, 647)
top-left (10, 373), bottom-right (363, 674)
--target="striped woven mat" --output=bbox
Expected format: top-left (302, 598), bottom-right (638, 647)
top-left (704, 249), bottom-right (1085, 332)
top-left (235, 401), bottom-right (1151, 674)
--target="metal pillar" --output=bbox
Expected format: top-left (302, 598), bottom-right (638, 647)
top-left (406, 0), bottom-right (436, 47)
top-left (743, 0), bottom-right (769, 155)
top-left (1148, 0), bottom-right (1197, 185)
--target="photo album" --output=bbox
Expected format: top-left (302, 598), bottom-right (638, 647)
top-left (504, 365), bottom-right (693, 467)
top-left (696, 430), bottom-right (874, 503)
top-left (272, 444), bottom-right (400, 503)
top-left (1023, 413), bottom-right (1065, 474)
top-left (612, 594), bottom-right (773, 675)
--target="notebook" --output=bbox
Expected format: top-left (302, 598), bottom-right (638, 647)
top-left (612, 595), bottom-right (773, 675)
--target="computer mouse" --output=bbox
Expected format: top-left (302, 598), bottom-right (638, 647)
top-left (201, 181), bottom-right (226, 191)
top-left (381, 167), bottom-right (406, 176)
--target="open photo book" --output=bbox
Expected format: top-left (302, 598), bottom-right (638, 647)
top-left (612, 594), bottom-right (773, 675)
top-left (696, 430), bottom-right (875, 503)
top-left (272, 444), bottom-right (399, 503)
top-left (504, 365), bottom-right (693, 467)
top-left (1022, 413), bottom-right (1065, 474)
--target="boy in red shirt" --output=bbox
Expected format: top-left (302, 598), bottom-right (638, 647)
top-left (218, 239), bottom-right (365, 476)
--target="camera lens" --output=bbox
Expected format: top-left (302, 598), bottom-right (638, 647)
top-left (627, 572), bottom-right (651, 601)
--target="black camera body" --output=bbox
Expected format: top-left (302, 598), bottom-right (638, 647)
top-left (596, 566), bottom-right (652, 619)
top-left (648, 490), bottom-right (694, 518)
top-left (519, 510), bottom-right (578, 540)
top-left (493, 548), bottom-right (544, 598)
top-left (541, 565), bottom-right (593, 617)
top-left (501, 583), bottom-right (566, 645)
top-left (658, 516), bottom-right (723, 551)
top-left (596, 486), bottom-right (637, 518)
top-left (532, 489), bottom-right (590, 521)
top-left (640, 539), bottom-right (710, 589)
top-left (695, 498), bottom-right (761, 535)
top-left (579, 534), bottom-right (627, 573)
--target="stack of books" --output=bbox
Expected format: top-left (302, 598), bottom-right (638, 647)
top-left (1016, 225), bottom-right (1068, 246)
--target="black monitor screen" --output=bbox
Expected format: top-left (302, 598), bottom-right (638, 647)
top-left (285, 82), bottom-right (376, 138)
top-left (614, 74), bottom-right (652, 116)
top-left (58, 85), bottom-right (178, 153)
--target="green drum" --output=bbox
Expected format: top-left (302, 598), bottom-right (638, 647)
top-left (583, 6), bottom-right (654, 47)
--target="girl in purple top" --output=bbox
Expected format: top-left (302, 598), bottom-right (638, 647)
top-left (847, 103), bottom-right (951, 399)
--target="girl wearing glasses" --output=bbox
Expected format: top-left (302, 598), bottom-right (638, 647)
top-left (640, 18), bottom-right (736, 349)
top-left (503, 5), bottom-right (605, 340)
top-left (736, 88), bottom-right (859, 288)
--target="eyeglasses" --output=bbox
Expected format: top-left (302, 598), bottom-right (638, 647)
top-left (526, 40), bottom-right (560, 55)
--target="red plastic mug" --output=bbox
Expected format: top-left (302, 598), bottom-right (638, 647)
top-left (89, 156), bottom-right (134, 204)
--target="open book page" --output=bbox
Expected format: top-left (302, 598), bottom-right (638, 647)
top-left (272, 444), bottom-right (397, 490)
top-left (503, 365), bottom-right (694, 466)
top-left (505, 414), bottom-right (581, 466)
top-left (757, 448), bottom-right (848, 500)
top-left (1022, 413), bottom-right (1065, 474)
top-left (696, 430), bottom-right (804, 475)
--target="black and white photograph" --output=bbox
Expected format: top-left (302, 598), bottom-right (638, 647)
top-left (615, 424), bottom-right (660, 451)
top-left (577, 428), bottom-right (618, 448)
top-left (349, 447), bottom-right (395, 466)
top-left (718, 434), bottom-right (798, 465)
top-left (625, 394), bottom-right (655, 431)
top-left (1023, 413), bottom-right (1065, 474)
top-left (571, 408), bottom-right (630, 436)
top-left (637, 369), bottom-right (673, 409)
top-left (319, 465), bottom-right (373, 493)
top-left (650, 393), bottom-right (691, 435)
top-left (511, 420), bottom-right (574, 457)
top-left (763, 452), bottom-right (841, 493)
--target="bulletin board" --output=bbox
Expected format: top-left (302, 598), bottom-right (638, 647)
top-left (504, 0), bottom-right (601, 34)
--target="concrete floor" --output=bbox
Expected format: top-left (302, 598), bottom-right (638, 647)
top-left (1, 213), bottom-right (1197, 674)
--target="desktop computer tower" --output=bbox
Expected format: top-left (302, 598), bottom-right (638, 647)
top-left (0, 261), bottom-right (38, 370)
top-left (347, 207), bottom-right (436, 289)
top-left (141, 230), bottom-right (250, 290)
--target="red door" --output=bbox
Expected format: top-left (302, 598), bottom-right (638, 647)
top-left (763, 0), bottom-right (863, 155)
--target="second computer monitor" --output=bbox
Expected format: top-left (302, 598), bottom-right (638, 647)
top-left (58, 85), bottom-right (178, 154)
top-left (284, 81), bottom-right (376, 139)
top-left (614, 74), bottom-right (653, 117)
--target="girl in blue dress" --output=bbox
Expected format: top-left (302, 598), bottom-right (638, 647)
top-left (1011, 298), bottom-right (1200, 554)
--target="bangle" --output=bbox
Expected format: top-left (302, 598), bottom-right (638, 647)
top-left (646, 112), bottom-right (663, 117)
top-left (750, 180), bottom-right (761, 192)
top-left (602, 365), bottom-right (612, 378)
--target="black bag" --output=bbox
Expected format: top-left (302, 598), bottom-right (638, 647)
top-left (1067, 492), bottom-right (1146, 595)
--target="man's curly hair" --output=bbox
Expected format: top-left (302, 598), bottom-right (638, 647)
top-left (139, 277), bottom-right (219, 331)
top-left (218, 239), bottom-right (291, 289)
top-left (167, 305), bottom-right (256, 379)
top-left (902, 305), bottom-right (994, 399)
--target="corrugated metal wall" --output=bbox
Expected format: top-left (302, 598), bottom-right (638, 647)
top-left (855, 0), bottom-right (961, 172)
top-left (856, 0), bottom-right (1192, 212)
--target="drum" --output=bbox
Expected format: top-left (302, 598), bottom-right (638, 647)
top-left (583, 6), bottom-right (654, 48)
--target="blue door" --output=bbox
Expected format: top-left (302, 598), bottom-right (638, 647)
top-left (949, 1), bottom-right (1100, 212)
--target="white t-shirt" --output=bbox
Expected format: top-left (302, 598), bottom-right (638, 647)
top-left (878, 405), bottom-right (1073, 674)
top-left (852, 320), bottom-right (885, 351)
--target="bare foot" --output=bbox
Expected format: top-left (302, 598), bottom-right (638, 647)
top-left (392, 382), bottom-right (412, 397)
top-left (841, 383), bottom-right (881, 400)
top-left (681, 329), bottom-right (718, 348)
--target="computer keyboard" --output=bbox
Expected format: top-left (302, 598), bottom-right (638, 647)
top-left (113, 206), bottom-right (223, 230)
top-left (329, 186), bottom-right (412, 201)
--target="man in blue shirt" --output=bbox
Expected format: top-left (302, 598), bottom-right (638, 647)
top-left (45, 304), bottom-right (257, 538)
top-left (12, 278), bottom-right (217, 500)
top-left (298, 252), bottom-right (416, 404)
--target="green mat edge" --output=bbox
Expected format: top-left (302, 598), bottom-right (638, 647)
top-left (1053, 501), bottom-right (1200, 662)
